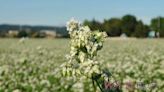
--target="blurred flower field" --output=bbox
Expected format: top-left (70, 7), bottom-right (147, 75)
top-left (0, 38), bottom-right (163, 92)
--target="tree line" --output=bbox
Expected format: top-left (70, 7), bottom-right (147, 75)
top-left (0, 14), bottom-right (164, 38)
top-left (84, 14), bottom-right (164, 38)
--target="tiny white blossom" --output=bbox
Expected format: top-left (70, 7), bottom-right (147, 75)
top-left (66, 18), bottom-right (79, 32)
top-left (13, 89), bottom-right (21, 92)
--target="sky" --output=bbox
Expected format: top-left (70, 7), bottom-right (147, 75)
top-left (0, 0), bottom-right (164, 26)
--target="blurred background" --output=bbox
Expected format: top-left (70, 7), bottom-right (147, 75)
top-left (0, 0), bottom-right (164, 38)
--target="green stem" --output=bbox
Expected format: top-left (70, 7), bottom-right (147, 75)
top-left (95, 79), bottom-right (103, 92)
top-left (92, 78), bottom-right (97, 92)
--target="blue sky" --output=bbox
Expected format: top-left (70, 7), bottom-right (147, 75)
top-left (0, 0), bottom-right (164, 26)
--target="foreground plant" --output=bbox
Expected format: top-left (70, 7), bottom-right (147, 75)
top-left (61, 19), bottom-right (121, 92)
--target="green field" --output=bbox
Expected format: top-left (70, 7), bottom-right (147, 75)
top-left (0, 38), bottom-right (164, 92)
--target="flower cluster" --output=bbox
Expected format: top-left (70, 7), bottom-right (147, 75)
top-left (62, 19), bottom-right (122, 92)
top-left (63, 19), bottom-right (107, 78)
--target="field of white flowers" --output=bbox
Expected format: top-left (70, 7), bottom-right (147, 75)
top-left (0, 38), bottom-right (163, 92)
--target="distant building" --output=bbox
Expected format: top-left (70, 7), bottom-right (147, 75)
top-left (40, 30), bottom-right (57, 38)
top-left (148, 31), bottom-right (155, 38)
top-left (8, 30), bottom-right (19, 37)
top-left (120, 33), bottom-right (127, 38)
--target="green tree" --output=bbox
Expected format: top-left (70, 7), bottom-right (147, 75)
top-left (121, 15), bottom-right (137, 36)
top-left (83, 19), bottom-right (103, 31)
top-left (17, 30), bottom-right (28, 37)
top-left (133, 21), bottom-right (150, 37)
top-left (151, 17), bottom-right (164, 37)
top-left (103, 18), bottom-right (122, 36)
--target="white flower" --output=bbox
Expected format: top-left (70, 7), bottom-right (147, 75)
top-left (64, 19), bottom-right (106, 80)
top-left (66, 18), bottom-right (79, 32)
top-left (79, 26), bottom-right (90, 32)
top-left (13, 89), bottom-right (21, 92)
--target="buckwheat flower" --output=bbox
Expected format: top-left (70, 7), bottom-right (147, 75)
top-left (79, 26), bottom-right (90, 32)
top-left (63, 19), bottom-right (107, 91)
top-left (13, 89), bottom-right (21, 92)
top-left (148, 82), bottom-right (157, 89)
top-left (103, 32), bottom-right (108, 38)
top-left (19, 37), bottom-right (26, 43)
top-left (86, 44), bottom-right (91, 52)
top-left (94, 31), bottom-right (102, 39)
top-left (66, 18), bottom-right (79, 32)
top-left (136, 82), bottom-right (146, 90)
top-left (40, 80), bottom-right (51, 87)
top-left (78, 52), bottom-right (85, 63)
